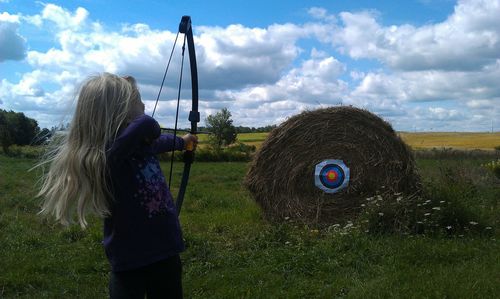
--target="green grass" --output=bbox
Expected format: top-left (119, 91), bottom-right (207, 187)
top-left (1, 154), bottom-right (499, 298)
top-left (236, 133), bottom-right (268, 149)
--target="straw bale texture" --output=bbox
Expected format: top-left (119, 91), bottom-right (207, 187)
top-left (244, 106), bottom-right (422, 225)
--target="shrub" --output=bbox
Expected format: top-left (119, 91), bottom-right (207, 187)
top-left (157, 143), bottom-right (255, 162)
top-left (1, 145), bottom-right (45, 158)
top-left (414, 147), bottom-right (500, 160)
top-left (359, 165), bottom-right (496, 236)
top-left (226, 142), bottom-right (256, 155)
top-left (0, 144), bottom-right (255, 163)
top-left (483, 159), bottom-right (500, 179)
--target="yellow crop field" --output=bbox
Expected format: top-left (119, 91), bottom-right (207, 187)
top-left (399, 132), bottom-right (500, 150)
top-left (229, 132), bottom-right (500, 151)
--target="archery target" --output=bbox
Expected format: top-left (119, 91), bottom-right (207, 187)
top-left (315, 160), bottom-right (350, 193)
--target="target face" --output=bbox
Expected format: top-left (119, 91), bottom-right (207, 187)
top-left (315, 160), bottom-right (350, 193)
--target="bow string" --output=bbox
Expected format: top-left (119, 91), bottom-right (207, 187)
top-left (152, 15), bottom-right (199, 215)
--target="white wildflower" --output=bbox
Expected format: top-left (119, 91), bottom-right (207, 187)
top-left (469, 221), bottom-right (478, 225)
top-left (432, 207), bottom-right (441, 211)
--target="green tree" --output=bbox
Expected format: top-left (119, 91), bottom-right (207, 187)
top-left (0, 112), bottom-right (13, 153)
top-left (205, 108), bottom-right (237, 150)
top-left (0, 109), bottom-right (41, 153)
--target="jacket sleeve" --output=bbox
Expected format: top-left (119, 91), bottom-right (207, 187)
top-left (151, 134), bottom-right (185, 154)
top-left (108, 114), bottom-right (160, 158)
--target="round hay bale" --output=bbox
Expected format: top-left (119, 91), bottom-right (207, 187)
top-left (244, 106), bottom-right (422, 225)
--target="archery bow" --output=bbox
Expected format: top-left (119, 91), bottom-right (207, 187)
top-left (175, 16), bottom-right (199, 215)
top-left (152, 16), bottom-right (199, 215)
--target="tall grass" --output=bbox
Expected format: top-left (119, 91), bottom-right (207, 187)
top-left (414, 147), bottom-right (500, 159)
top-left (1, 154), bottom-right (499, 298)
top-left (360, 159), bottom-right (499, 236)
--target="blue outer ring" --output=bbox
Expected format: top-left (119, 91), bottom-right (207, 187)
top-left (319, 165), bottom-right (345, 188)
top-left (314, 159), bottom-right (350, 194)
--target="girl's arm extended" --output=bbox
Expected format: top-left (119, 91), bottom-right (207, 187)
top-left (108, 114), bottom-right (160, 158)
top-left (151, 134), bottom-right (185, 154)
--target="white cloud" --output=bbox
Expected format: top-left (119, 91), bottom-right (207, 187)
top-left (41, 4), bottom-right (89, 29)
top-left (348, 61), bottom-right (500, 104)
top-left (308, 7), bottom-right (337, 22)
top-left (1, 4), bottom-right (331, 128)
top-left (466, 99), bottom-right (496, 109)
top-left (217, 53), bottom-right (347, 106)
top-left (427, 107), bottom-right (462, 121)
top-left (334, 0), bottom-right (500, 71)
top-left (0, 12), bottom-right (26, 61)
top-left (211, 53), bottom-right (348, 126)
top-left (0, 12), bottom-right (18, 22)
top-left (196, 23), bottom-right (309, 89)
top-left (1, 1), bottom-right (499, 132)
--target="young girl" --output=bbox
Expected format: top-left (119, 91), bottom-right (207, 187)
top-left (38, 73), bottom-right (196, 298)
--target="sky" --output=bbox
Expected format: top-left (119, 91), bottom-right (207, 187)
top-left (0, 0), bottom-right (499, 132)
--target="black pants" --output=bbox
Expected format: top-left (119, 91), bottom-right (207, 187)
top-left (109, 254), bottom-right (183, 299)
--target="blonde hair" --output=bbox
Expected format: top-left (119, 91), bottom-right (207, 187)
top-left (37, 73), bottom-right (141, 228)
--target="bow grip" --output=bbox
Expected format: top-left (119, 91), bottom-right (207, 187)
top-left (187, 110), bottom-right (200, 151)
top-left (186, 140), bottom-right (195, 151)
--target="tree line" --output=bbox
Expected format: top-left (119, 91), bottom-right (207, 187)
top-left (0, 107), bottom-right (274, 154)
top-left (0, 109), bottom-right (52, 153)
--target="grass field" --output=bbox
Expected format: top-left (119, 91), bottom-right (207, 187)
top-left (1, 153), bottom-right (499, 298)
top-left (196, 132), bottom-right (268, 149)
top-left (399, 132), bottom-right (500, 150)
top-left (223, 132), bottom-right (500, 150)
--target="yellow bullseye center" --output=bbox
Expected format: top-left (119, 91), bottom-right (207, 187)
top-left (327, 171), bottom-right (337, 181)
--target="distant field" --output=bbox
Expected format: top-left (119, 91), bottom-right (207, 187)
top-left (236, 132), bottom-right (269, 148)
top-left (225, 132), bottom-right (500, 150)
top-left (197, 133), bottom-right (268, 148)
top-left (399, 132), bottom-right (500, 150)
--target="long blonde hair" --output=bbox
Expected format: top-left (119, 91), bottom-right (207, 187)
top-left (37, 73), bottom-right (141, 228)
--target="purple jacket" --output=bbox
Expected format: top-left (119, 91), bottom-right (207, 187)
top-left (104, 114), bottom-right (185, 272)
